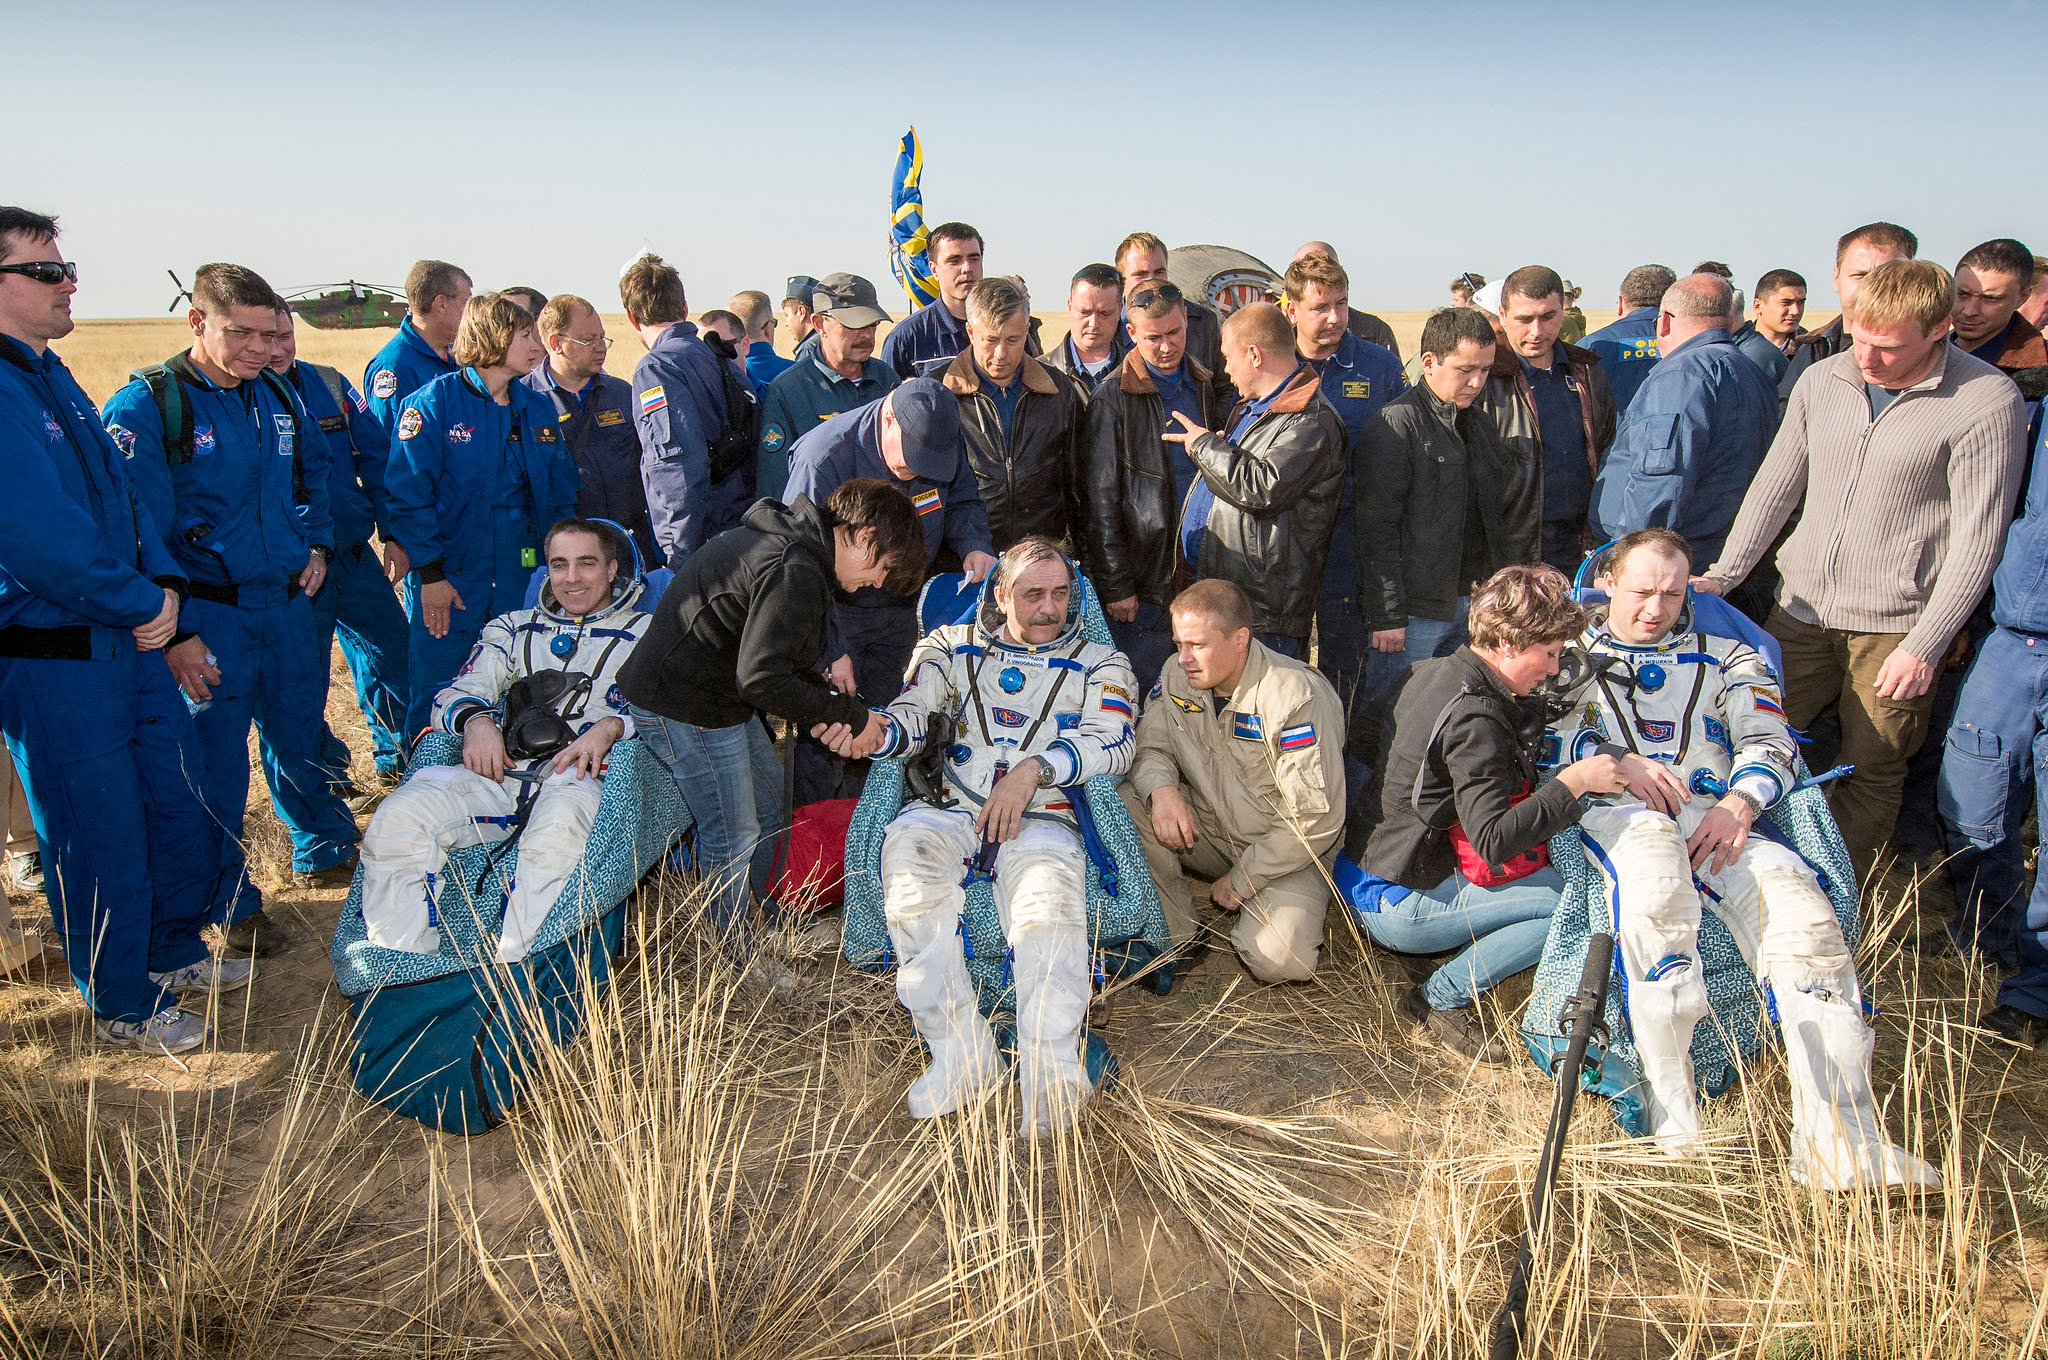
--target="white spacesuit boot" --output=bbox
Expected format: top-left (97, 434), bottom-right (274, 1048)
top-left (1012, 929), bottom-right (1094, 1138)
top-left (1771, 976), bottom-right (1942, 1192)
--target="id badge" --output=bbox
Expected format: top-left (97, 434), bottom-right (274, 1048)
top-left (521, 547), bottom-right (537, 568)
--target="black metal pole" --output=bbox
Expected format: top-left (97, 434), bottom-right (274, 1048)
top-left (1490, 932), bottom-right (1615, 1360)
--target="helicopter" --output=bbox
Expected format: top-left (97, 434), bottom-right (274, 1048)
top-left (165, 270), bottom-right (407, 331)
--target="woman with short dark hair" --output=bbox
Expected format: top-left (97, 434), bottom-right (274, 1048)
top-left (1356, 565), bottom-right (1628, 1061)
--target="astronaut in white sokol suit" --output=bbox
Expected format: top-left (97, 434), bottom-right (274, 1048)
top-left (835, 536), bottom-right (1136, 1136)
top-left (360, 520), bottom-right (650, 964)
top-left (1542, 530), bottom-right (1938, 1191)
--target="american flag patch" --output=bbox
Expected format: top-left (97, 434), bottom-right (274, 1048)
top-left (1753, 690), bottom-right (1784, 717)
top-left (912, 488), bottom-right (942, 516)
top-left (1100, 693), bottom-right (1132, 718)
top-left (1278, 723), bottom-right (1316, 751)
top-left (346, 383), bottom-right (368, 413)
top-left (639, 384), bottom-right (667, 415)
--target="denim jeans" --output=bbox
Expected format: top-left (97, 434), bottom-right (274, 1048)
top-left (1108, 601), bottom-right (1175, 700)
top-left (1939, 624), bottom-right (2048, 1012)
top-left (1363, 596), bottom-right (1469, 707)
top-left (632, 708), bottom-right (785, 954)
top-left (1358, 864), bottom-right (1565, 1010)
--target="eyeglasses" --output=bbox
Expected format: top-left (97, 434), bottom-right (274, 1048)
top-left (0, 261), bottom-right (77, 285)
top-left (1127, 283), bottom-right (1183, 310)
top-left (565, 334), bottom-right (613, 353)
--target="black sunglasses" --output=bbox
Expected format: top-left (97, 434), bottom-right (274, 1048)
top-left (1127, 283), bottom-right (1183, 310)
top-left (0, 261), bottom-right (77, 285)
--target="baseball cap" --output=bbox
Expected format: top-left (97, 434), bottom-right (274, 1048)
top-left (784, 275), bottom-right (820, 305)
top-left (887, 377), bottom-right (961, 481)
top-left (811, 272), bottom-right (892, 329)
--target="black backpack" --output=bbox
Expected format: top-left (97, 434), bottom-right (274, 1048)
top-left (699, 332), bottom-right (761, 487)
top-left (128, 352), bottom-right (308, 504)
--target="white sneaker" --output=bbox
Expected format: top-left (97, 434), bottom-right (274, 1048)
top-left (95, 1006), bottom-right (208, 1056)
top-left (149, 955), bottom-right (256, 994)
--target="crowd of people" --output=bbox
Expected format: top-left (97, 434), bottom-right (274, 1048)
top-left (2, 202), bottom-right (2044, 1181)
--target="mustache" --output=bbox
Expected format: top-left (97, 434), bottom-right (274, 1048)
top-left (1028, 613), bottom-right (1061, 626)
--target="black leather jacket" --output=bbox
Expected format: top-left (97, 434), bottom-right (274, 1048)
top-left (1079, 347), bottom-right (1224, 607)
top-left (1356, 383), bottom-right (1513, 631)
top-left (1184, 365), bottom-right (1347, 641)
top-left (943, 351), bottom-right (1085, 550)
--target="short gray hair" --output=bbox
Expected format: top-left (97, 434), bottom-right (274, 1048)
top-left (1662, 272), bottom-right (1734, 321)
top-left (993, 535), bottom-right (1070, 596)
top-left (1726, 286), bottom-right (1746, 325)
top-left (966, 276), bottom-right (1029, 332)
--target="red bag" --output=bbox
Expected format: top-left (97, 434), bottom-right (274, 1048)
top-left (769, 798), bottom-right (858, 911)
top-left (1448, 785), bottom-right (1548, 887)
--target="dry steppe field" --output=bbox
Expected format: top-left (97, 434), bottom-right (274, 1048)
top-left (0, 307), bottom-right (2026, 1360)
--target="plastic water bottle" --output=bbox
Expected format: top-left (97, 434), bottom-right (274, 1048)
top-left (184, 653), bottom-right (217, 715)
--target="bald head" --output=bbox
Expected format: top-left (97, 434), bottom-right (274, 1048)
top-left (1220, 302), bottom-right (1300, 401)
top-left (1658, 273), bottom-right (1735, 352)
top-left (1292, 240), bottom-right (1340, 264)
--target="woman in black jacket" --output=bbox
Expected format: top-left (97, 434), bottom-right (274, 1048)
top-left (1356, 566), bottom-right (1628, 1061)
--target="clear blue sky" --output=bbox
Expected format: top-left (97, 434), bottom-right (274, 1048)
top-left (17, 0), bottom-right (2043, 319)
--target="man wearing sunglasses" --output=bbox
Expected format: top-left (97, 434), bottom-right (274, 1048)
top-left (1115, 232), bottom-right (1234, 412)
top-left (529, 295), bottom-right (655, 566)
top-left (104, 263), bottom-right (360, 958)
top-left (0, 207), bottom-right (234, 1055)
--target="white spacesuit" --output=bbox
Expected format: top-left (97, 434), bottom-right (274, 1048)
top-left (872, 586), bottom-right (1136, 1135)
top-left (360, 574), bottom-right (648, 964)
top-left (1544, 601), bottom-right (1938, 1190)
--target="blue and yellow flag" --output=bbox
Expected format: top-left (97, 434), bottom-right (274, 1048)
top-left (889, 127), bottom-right (939, 309)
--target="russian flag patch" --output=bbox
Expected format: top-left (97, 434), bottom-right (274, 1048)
top-left (1753, 689), bottom-right (1784, 717)
top-left (639, 384), bottom-right (667, 415)
top-left (912, 488), bottom-right (942, 516)
top-left (1278, 723), bottom-right (1316, 751)
top-left (1100, 693), bottom-right (1132, 718)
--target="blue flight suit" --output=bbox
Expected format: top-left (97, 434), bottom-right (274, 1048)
top-left (527, 362), bottom-right (658, 566)
top-left (362, 315), bottom-right (459, 438)
top-left (1580, 305), bottom-right (1663, 414)
top-left (756, 353), bottom-right (898, 503)
top-left (878, 300), bottom-right (968, 381)
top-left (0, 336), bottom-right (221, 1023)
top-left (103, 353), bottom-right (358, 913)
top-left (276, 362), bottom-right (410, 780)
top-left (384, 368), bottom-right (580, 738)
top-left (1304, 332), bottom-right (1403, 746)
top-left (1940, 418), bottom-right (2048, 1012)
top-left (784, 398), bottom-right (993, 800)
top-left (744, 340), bottom-right (794, 393)
top-left (629, 321), bottom-right (739, 569)
top-left (1590, 327), bottom-right (1780, 567)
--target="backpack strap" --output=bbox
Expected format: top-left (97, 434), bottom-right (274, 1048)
top-left (306, 362), bottom-right (354, 436)
top-left (127, 361), bottom-right (192, 463)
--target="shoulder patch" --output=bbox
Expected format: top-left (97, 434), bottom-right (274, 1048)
top-left (761, 423), bottom-right (786, 453)
top-left (1278, 723), bottom-right (1317, 751)
top-left (1703, 714), bottom-right (1734, 754)
top-left (371, 369), bottom-right (398, 400)
top-left (1149, 675), bottom-right (1164, 701)
top-left (107, 423), bottom-right (137, 457)
top-left (397, 407), bottom-right (424, 441)
top-left (345, 382), bottom-right (369, 413)
top-left (912, 487), bottom-right (942, 516)
top-left (639, 384), bottom-right (667, 415)
top-left (1100, 691), bottom-right (1133, 718)
top-left (1231, 712), bottom-right (1265, 742)
top-left (1752, 688), bottom-right (1784, 717)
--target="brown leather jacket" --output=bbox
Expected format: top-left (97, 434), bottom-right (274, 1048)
top-left (942, 350), bottom-right (1086, 550)
top-left (1079, 347), bottom-right (1224, 608)
top-left (1474, 338), bottom-right (1617, 565)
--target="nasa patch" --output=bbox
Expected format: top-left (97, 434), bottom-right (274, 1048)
top-left (273, 413), bottom-right (294, 457)
top-left (606, 683), bottom-right (623, 709)
top-left (371, 369), bottom-right (398, 400)
top-left (761, 424), bottom-right (785, 453)
top-left (397, 408), bottom-right (424, 441)
top-left (192, 425), bottom-right (216, 455)
top-left (41, 412), bottom-right (63, 441)
top-left (992, 707), bottom-right (1028, 728)
top-left (447, 422), bottom-right (475, 445)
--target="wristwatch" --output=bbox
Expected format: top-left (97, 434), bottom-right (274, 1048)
top-left (1725, 787), bottom-right (1764, 819)
top-left (1031, 754), bottom-right (1059, 788)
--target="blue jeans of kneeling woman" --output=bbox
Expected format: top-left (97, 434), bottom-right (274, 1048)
top-left (631, 706), bottom-right (786, 955)
top-left (1355, 865), bottom-right (1565, 1010)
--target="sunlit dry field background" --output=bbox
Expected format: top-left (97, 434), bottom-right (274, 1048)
top-left (0, 302), bottom-right (2011, 1360)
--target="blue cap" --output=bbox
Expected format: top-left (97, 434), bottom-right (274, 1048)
top-left (889, 376), bottom-right (962, 481)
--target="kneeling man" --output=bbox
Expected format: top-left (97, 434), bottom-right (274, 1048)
top-left (1549, 528), bottom-right (1937, 1190)
top-left (856, 537), bottom-right (1137, 1134)
top-left (361, 519), bottom-right (649, 964)
top-left (1122, 580), bottom-right (1346, 982)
